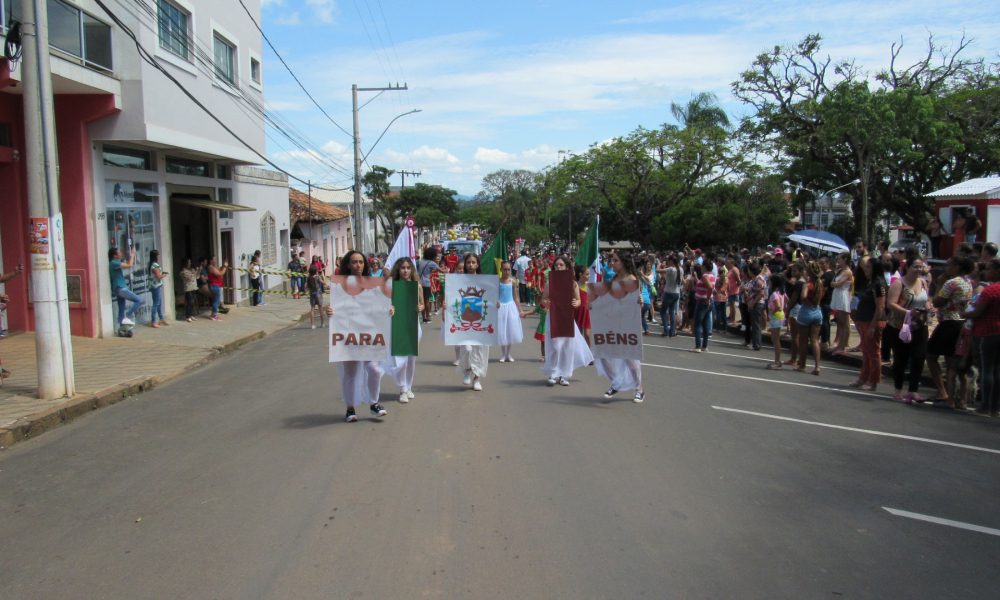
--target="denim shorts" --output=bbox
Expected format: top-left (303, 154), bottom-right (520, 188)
top-left (769, 317), bottom-right (785, 329)
top-left (796, 305), bottom-right (823, 326)
top-left (728, 294), bottom-right (739, 303)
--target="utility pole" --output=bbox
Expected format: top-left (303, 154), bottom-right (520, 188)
top-left (22, 0), bottom-right (74, 399)
top-left (352, 83), bottom-right (408, 254)
top-left (399, 170), bottom-right (421, 190)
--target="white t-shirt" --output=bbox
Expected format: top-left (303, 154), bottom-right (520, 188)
top-left (514, 255), bottom-right (531, 283)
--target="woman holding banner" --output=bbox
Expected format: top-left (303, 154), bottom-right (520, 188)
top-left (457, 254), bottom-right (489, 391)
top-left (326, 251), bottom-right (391, 422)
top-left (593, 250), bottom-right (645, 403)
top-left (540, 256), bottom-right (594, 386)
top-left (383, 257), bottom-right (424, 403)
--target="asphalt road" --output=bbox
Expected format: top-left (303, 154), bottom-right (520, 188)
top-left (2, 318), bottom-right (998, 599)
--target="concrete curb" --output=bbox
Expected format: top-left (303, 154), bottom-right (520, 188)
top-left (0, 312), bottom-right (310, 450)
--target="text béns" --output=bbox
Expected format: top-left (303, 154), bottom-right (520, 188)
top-left (593, 333), bottom-right (639, 346)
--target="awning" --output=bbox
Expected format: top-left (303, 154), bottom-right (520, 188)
top-left (169, 193), bottom-right (256, 212)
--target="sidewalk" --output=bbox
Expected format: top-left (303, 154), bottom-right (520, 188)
top-left (0, 296), bottom-right (312, 447)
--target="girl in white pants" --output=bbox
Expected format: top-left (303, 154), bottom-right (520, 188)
top-left (383, 257), bottom-right (425, 403)
top-left (457, 254), bottom-right (489, 391)
top-left (326, 251), bottom-right (394, 422)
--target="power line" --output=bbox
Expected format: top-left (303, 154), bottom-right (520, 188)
top-left (93, 0), bottom-right (351, 191)
top-left (236, 0), bottom-right (353, 140)
top-left (113, 0), bottom-right (354, 184)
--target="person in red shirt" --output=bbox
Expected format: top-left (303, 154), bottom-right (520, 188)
top-left (966, 258), bottom-right (1000, 416)
top-left (442, 247), bottom-right (460, 273)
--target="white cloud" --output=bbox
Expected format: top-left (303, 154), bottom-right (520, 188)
top-left (473, 145), bottom-right (562, 170)
top-left (275, 12), bottom-right (301, 26)
top-left (306, 0), bottom-right (339, 24)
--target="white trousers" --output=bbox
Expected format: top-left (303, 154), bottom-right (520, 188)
top-left (457, 344), bottom-right (489, 378)
top-left (338, 360), bottom-right (383, 407)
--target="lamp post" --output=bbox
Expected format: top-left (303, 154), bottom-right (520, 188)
top-left (783, 179), bottom-right (860, 230)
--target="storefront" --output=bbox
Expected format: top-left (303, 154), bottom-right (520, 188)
top-left (104, 180), bottom-right (160, 325)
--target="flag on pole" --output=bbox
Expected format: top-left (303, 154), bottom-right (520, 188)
top-left (480, 225), bottom-right (508, 275)
top-left (386, 217), bottom-right (418, 270)
top-left (577, 215), bottom-right (601, 282)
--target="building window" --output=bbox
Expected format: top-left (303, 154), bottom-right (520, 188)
top-left (0, 122), bottom-right (11, 147)
top-left (103, 144), bottom-right (153, 170)
top-left (157, 0), bottom-right (190, 60)
top-left (216, 164), bottom-right (231, 180)
top-left (43, 0), bottom-right (113, 71)
top-left (165, 155), bottom-right (212, 177)
top-left (250, 57), bottom-right (261, 84)
top-left (260, 211), bottom-right (277, 265)
top-left (218, 188), bottom-right (232, 220)
top-left (213, 33), bottom-right (236, 86)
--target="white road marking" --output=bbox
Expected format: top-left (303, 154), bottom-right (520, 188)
top-left (640, 362), bottom-right (887, 399)
top-left (883, 508), bottom-right (1000, 536)
top-left (644, 343), bottom-right (858, 373)
top-left (711, 406), bottom-right (1000, 455)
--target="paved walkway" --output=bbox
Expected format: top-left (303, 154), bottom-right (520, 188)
top-left (0, 297), bottom-right (313, 433)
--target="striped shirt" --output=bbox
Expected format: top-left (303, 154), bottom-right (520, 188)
top-left (695, 274), bottom-right (717, 301)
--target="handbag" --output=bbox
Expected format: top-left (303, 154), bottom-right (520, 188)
top-left (899, 310), bottom-right (913, 343)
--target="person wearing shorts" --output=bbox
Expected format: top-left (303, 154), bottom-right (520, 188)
top-left (307, 266), bottom-right (325, 329)
top-left (926, 256), bottom-right (973, 405)
top-left (765, 274), bottom-right (787, 369)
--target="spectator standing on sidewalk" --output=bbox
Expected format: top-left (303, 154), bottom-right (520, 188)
top-left (307, 265), bottom-right (325, 329)
top-left (287, 252), bottom-right (302, 299)
top-left (207, 256), bottom-right (229, 321)
top-left (746, 262), bottom-right (766, 351)
top-left (0, 259), bottom-right (24, 379)
top-left (109, 247), bottom-right (143, 327)
top-left (249, 254), bottom-right (263, 306)
top-left (148, 249), bottom-right (169, 328)
top-left (179, 258), bottom-right (199, 322)
top-left (514, 250), bottom-right (531, 303)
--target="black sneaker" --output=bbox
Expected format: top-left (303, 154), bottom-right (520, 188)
top-left (345, 407), bottom-right (358, 422)
top-left (370, 403), bottom-right (387, 417)
top-left (633, 390), bottom-right (645, 403)
top-left (604, 387), bottom-right (618, 398)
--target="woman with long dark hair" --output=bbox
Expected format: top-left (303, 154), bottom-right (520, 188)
top-left (829, 252), bottom-right (853, 355)
top-left (850, 257), bottom-right (887, 392)
top-left (795, 262), bottom-right (825, 375)
top-left (690, 262), bottom-right (716, 352)
top-left (540, 256), bottom-right (593, 386)
top-left (325, 250), bottom-right (390, 421)
top-left (593, 250), bottom-right (645, 402)
top-left (885, 255), bottom-right (930, 402)
top-left (147, 249), bottom-right (168, 327)
top-left (179, 258), bottom-right (199, 322)
top-left (657, 255), bottom-right (681, 337)
top-left (383, 257), bottom-right (424, 403)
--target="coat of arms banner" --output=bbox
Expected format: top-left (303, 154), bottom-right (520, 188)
top-left (443, 274), bottom-right (499, 346)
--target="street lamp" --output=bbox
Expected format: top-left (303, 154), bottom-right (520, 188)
top-left (784, 179), bottom-right (860, 230)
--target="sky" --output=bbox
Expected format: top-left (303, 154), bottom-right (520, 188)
top-left (257, 0), bottom-right (1000, 196)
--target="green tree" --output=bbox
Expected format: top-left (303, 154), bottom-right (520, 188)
top-left (456, 204), bottom-right (497, 228)
top-left (362, 165), bottom-right (397, 242)
top-left (650, 176), bottom-right (790, 250)
top-left (399, 183), bottom-right (459, 222)
top-left (413, 207), bottom-right (448, 229)
top-left (549, 93), bottom-right (744, 247)
top-left (733, 33), bottom-right (1000, 241)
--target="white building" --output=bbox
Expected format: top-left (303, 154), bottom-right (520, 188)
top-left (309, 188), bottom-right (387, 255)
top-left (0, 0), bottom-right (290, 337)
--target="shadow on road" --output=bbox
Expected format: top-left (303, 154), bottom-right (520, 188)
top-left (281, 413), bottom-right (344, 429)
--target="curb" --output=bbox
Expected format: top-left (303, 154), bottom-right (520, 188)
top-left (0, 312), bottom-right (310, 450)
top-left (724, 323), bottom-right (864, 370)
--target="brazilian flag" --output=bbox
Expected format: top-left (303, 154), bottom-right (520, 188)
top-left (480, 226), bottom-right (509, 275)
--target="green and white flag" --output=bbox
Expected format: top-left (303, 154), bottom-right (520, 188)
top-left (390, 280), bottom-right (419, 356)
top-left (577, 216), bottom-right (601, 282)
top-left (480, 226), bottom-right (508, 275)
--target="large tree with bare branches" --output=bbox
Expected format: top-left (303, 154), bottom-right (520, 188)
top-left (733, 33), bottom-right (1000, 241)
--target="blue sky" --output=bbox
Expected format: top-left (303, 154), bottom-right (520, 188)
top-left (258, 0), bottom-right (1000, 195)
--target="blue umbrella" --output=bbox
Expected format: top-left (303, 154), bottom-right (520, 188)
top-left (788, 230), bottom-right (849, 253)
